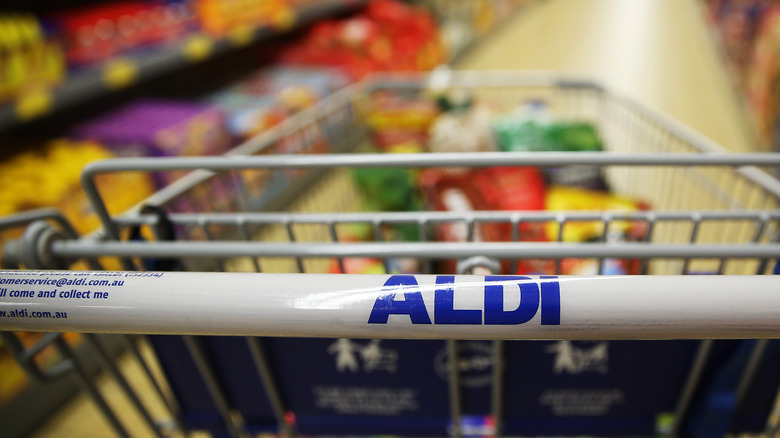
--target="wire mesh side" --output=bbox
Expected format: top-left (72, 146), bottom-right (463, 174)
top-left (0, 211), bottom-right (181, 437)
top-left (15, 73), bottom-right (780, 438)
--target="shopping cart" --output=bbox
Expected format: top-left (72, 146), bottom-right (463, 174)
top-left (2, 71), bottom-right (780, 437)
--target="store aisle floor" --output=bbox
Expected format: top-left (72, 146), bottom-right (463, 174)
top-left (456, 0), bottom-right (760, 152)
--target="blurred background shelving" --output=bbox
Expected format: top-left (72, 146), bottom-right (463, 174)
top-left (0, 0), bottom-right (370, 130)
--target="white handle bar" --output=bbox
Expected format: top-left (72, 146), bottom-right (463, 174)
top-left (0, 271), bottom-right (778, 340)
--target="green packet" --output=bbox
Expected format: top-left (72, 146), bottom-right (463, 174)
top-left (493, 118), bottom-right (603, 152)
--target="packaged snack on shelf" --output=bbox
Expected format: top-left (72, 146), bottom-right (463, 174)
top-left (0, 13), bottom-right (66, 103)
top-left (71, 99), bottom-right (232, 187)
top-left (0, 140), bottom-right (155, 235)
top-left (206, 66), bottom-right (349, 140)
top-left (194, 0), bottom-right (294, 36)
top-left (705, 0), bottom-right (778, 145)
top-left (277, 0), bottom-right (444, 79)
top-left (207, 92), bottom-right (284, 139)
top-left (51, 1), bottom-right (197, 67)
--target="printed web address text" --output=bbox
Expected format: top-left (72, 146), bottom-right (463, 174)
top-left (0, 309), bottom-right (67, 319)
top-left (0, 276), bottom-right (124, 287)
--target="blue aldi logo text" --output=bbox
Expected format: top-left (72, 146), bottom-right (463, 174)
top-left (368, 275), bottom-right (561, 325)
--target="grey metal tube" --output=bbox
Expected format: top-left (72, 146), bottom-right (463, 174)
top-left (734, 340), bottom-right (770, 409)
top-left (51, 240), bottom-right (780, 260)
top-left (80, 152), bottom-right (780, 239)
top-left (111, 210), bottom-right (780, 227)
top-left (121, 335), bottom-right (181, 421)
top-left (54, 337), bottom-right (130, 438)
top-left (183, 336), bottom-right (246, 438)
top-left (84, 334), bottom-right (164, 438)
top-left (447, 340), bottom-right (462, 438)
top-left (82, 152), bottom-right (780, 176)
top-left (246, 337), bottom-right (293, 437)
top-left (668, 340), bottom-right (714, 438)
top-left (491, 340), bottom-right (505, 438)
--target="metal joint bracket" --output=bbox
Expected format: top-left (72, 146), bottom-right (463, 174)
top-left (457, 256), bottom-right (501, 275)
top-left (19, 221), bottom-right (68, 269)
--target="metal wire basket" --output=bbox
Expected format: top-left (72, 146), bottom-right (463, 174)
top-left (1, 71), bottom-right (780, 437)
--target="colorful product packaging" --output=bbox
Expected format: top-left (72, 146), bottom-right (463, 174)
top-left (71, 99), bottom-right (231, 160)
top-left (367, 91), bottom-right (439, 151)
top-left (428, 103), bottom-right (496, 154)
top-left (71, 99), bottom-right (232, 213)
top-left (419, 166), bottom-right (547, 274)
top-left (0, 13), bottom-right (66, 103)
top-left (277, 0), bottom-right (444, 79)
top-left (52, 1), bottom-right (197, 67)
top-left (194, 0), bottom-right (294, 36)
top-left (545, 185), bottom-right (649, 275)
top-left (206, 66), bottom-right (349, 139)
top-left (493, 107), bottom-right (603, 153)
top-left (0, 140), bottom-right (155, 235)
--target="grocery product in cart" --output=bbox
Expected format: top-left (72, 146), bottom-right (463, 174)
top-left (493, 100), bottom-right (603, 153)
top-left (546, 185), bottom-right (649, 275)
top-left (428, 93), bottom-right (496, 154)
top-left (419, 166), bottom-right (550, 274)
top-left (367, 91), bottom-right (439, 150)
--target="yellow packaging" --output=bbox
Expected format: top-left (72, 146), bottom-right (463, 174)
top-left (0, 140), bottom-right (156, 236)
top-left (545, 185), bottom-right (643, 242)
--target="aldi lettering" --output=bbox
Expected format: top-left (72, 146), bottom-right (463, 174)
top-left (368, 275), bottom-right (561, 326)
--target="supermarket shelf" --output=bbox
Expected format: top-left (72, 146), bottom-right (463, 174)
top-left (0, 0), bottom-right (368, 131)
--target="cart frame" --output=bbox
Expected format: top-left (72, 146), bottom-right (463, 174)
top-left (2, 71), bottom-right (780, 438)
